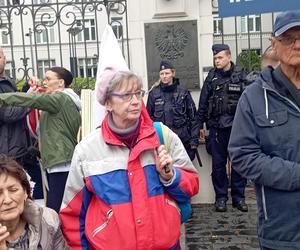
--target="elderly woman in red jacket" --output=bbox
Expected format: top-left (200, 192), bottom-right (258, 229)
top-left (60, 67), bottom-right (199, 250)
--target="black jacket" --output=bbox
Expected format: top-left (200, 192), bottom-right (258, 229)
top-left (0, 77), bottom-right (30, 159)
top-left (197, 63), bottom-right (247, 129)
top-left (146, 78), bottom-right (199, 146)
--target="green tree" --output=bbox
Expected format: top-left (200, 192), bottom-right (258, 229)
top-left (236, 50), bottom-right (261, 73)
top-left (70, 77), bottom-right (96, 96)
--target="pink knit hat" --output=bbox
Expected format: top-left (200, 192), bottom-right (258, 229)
top-left (96, 67), bottom-right (118, 105)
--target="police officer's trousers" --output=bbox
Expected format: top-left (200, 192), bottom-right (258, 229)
top-left (209, 127), bottom-right (246, 203)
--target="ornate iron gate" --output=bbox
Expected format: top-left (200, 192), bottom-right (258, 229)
top-left (0, 0), bottom-right (128, 82)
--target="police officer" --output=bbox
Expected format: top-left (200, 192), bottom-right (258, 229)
top-left (197, 44), bottom-right (248, 212)
top-left (146, 60), bottom-right (199, 161)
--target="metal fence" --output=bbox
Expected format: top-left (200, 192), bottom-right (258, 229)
top-left (0, 0), bottom-right (128, 82)
top-left (211, 0), bottom-right (275, 72)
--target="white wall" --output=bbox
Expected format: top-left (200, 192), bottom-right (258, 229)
top-left (127, 0), bottom-right (214, 91)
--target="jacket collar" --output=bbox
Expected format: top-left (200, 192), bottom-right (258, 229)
top-left (101, 102), bottom-right (160, 150)
top-left (22, 199), bottom-right (42, 229)
top-left (257, 66), bottom-right (276, 90)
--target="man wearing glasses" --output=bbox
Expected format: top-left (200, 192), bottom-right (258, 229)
top-left (228, 10), bottom-right (300, 250)
top-left (146, 60), bottom-right (199, 161)
top-left (0, 67), bottom-right (81, 213)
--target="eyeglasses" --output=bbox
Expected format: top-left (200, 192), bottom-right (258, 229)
top-left (42, 78), bottom-right (60, 83)
top-left (111, 90), bottom-right (145, 102)
top-left (276, 35), bottom-right (300, 46)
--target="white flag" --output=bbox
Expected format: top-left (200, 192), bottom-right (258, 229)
top-left (92, 25), bottom-right (129, 129)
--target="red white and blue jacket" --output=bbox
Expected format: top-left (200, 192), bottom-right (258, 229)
top-left (60, 107), bottom-right (199, 250)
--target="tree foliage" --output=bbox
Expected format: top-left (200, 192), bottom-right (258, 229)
top-left (236, 50), bottom-right (261, 73)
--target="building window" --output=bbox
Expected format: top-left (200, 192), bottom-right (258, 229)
top-left (35, 21), bottom-right (55, 44)
top-left (77, 19), bottom-right (96, 42)
top-left (78, 58), bottom-right (97, 77)
top-left (111, 17), bottom-right (123, 39)
top-left (241, 15), bottom-right (261, 33)
top-left (37, 59), bottom-right (55, 78)
top-left (242, 48), bottom-right (261, 56)
top-left (1, 29), bottom-right (9, 45)
top-left (0, 0), bottom-right (20, 4)
top-left (33, 0), bottom-right (51, 4)
top-left (5, 61), bottom-right (12, 78)
top-left (213, 16), bottom-right (223, 35)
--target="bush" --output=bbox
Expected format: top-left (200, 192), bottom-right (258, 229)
top-left (70, 77), bottom-right (96, 96)
top-left (16, 79), bottom-right (26, 91)
top-left (236, 50), bottom-right (261, 73)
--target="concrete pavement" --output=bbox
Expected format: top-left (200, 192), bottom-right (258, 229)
top-left (181, 146), bottom-right (260, 250)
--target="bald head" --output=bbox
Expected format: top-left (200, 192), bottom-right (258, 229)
top-left (0, 48), bottom-right (6, 77)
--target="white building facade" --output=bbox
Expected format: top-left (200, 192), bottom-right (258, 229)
top-left (0, 0), bottom-right (276, 94)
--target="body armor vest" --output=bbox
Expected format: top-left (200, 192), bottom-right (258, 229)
top-left (208, 68), bottom-right (245, 119)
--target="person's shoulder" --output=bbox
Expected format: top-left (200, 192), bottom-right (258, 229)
top-left (149, 82), bottom-right (161, 93)
top-left (0, 77), bottom-right (16, 92)
top-left (53, 91), bottom-right (68, 98)
top-left (242, 72), bottom-right (266, 98)
top-left (231, 64), bottom-right (247, 77)
top-left (176, 84), bottom-right (188, 93)
top-left (232, 64), bottom-right (244, 72)
top-left (246, 71), bottom-right (261, 83)
top-left (208, 67), bottom-right (216, 74)
top-left (160, 123), bottom-right (179, 141)
top-left (75, 127), bottom-right (104, 153)
top-left (204, 68), bottom-right (216, 82)
top-left (41, 206), bottom-right (61, 229)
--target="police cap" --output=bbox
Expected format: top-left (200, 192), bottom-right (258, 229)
top-left (159, 60), bottom-right (174, 71)
top-left (212, 44), bottom-right (230, 55)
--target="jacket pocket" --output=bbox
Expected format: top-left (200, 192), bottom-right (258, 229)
top-left (154, 99), bottom-right (165, 119)
top-left (255, 110), bottom-right (287, 127)
top-left (166, 199), bottom-right (181, 215)
top-left (92, 209), bottom-right (113, 237)
top-left (153, 107), bottom-right (164, 119)
top-left (254, 110), bottom-right (289, 151)
top-left (151, 196), bottom-right (181, 249)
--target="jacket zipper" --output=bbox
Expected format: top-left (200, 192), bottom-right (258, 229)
top-left (92, 209), bottom-right (113, 237)
top-left (261, 185), bottom-right (268, 220)
top-left (166, 199), bottom-right (181, 215)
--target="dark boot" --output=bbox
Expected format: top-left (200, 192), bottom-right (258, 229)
top-left (233, 200), bottom-right (248, 212)
top-left (215, 200), bottom-right (227, 212)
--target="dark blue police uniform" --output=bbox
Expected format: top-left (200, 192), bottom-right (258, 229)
top-left (197, 44), bottom-right (248, 211)
top-left (146, 61), bottom-right (199, 161)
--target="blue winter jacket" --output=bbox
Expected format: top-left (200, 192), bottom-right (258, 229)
top-left (228, 66), bottom-right (300, 250)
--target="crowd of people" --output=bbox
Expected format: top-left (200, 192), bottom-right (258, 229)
top-left (0, 9), bottom-right (299, 249)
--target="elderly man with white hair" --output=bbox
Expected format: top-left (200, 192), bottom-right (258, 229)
top-left (228, 10), bottom-right (300, 250)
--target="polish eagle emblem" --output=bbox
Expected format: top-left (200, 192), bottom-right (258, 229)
top-left (154, 24), bottom-right (189, 60)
